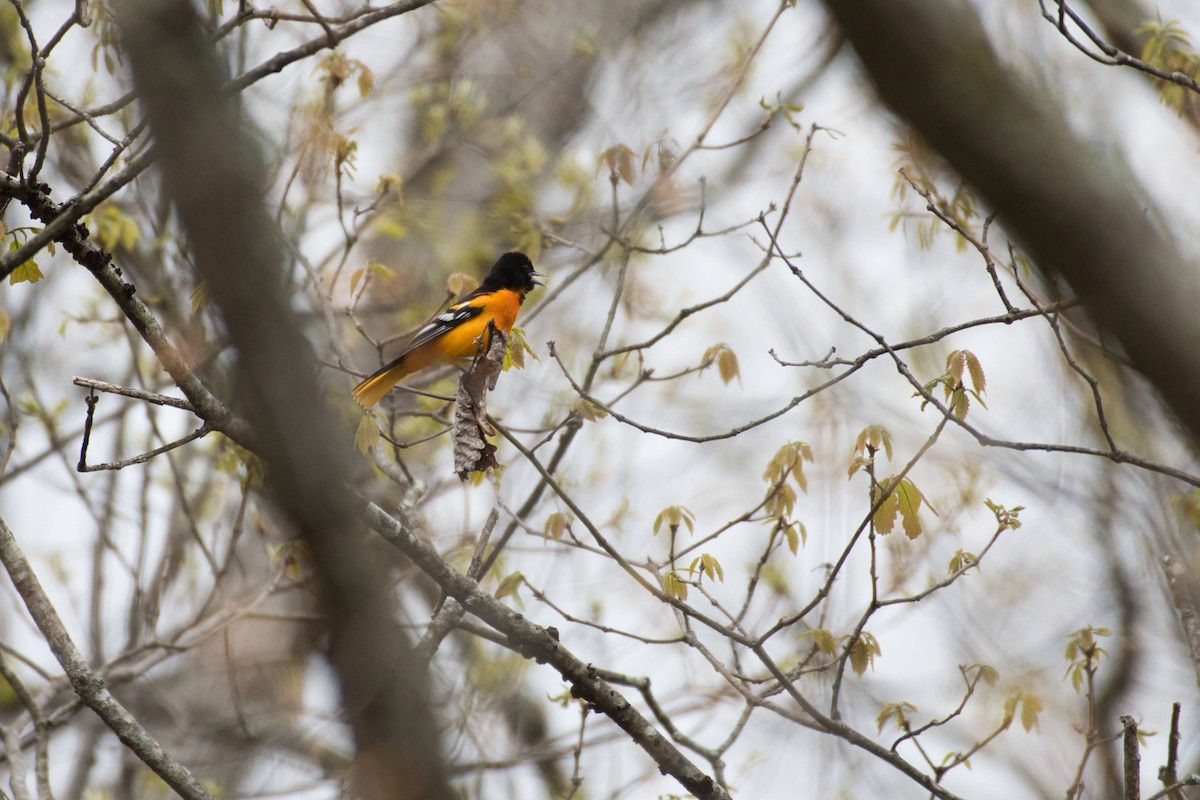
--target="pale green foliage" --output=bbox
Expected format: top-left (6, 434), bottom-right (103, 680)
top-left (495, 571), bottom-right (526, 606)
top-left (919, 349), bottom-right (987, 420)
top-left (688, 553), bottom-right (724, 583)
top-left (763, 441), bottom-right (812, 491)
top-left (848, 425), bottom-right (936, 537)
top-left (349, 260), bottom-right (398, 299)
top-left (215, 439), bottom-right (264, 488)
top-left (190, 282), bottom-right (209, 314)
top-left (762, 443), bottom-right (811, 552)
top-left (984, 498), bottom-right (1024, 531)
top-left (354, 415), bottom-right (380, 455)
top-left (759, 91), bottom-right (806, 132)
top-left (800, 628), bottom-right (837, 655)
top-left (970, 663), bottom-right (1000, 687)
top-left (503, 325), bottom-right (538, 371)
top-left (663, 570), bottom-right (688, 600)
top-left (889, 136), bottom-right (980, 251)
top-left (849, 631), bottom-right (881, 676)
top-left (267, 540), bottom-right (310, 580)
top-left (783, 520), bottom-right (807, 554)
top-left (543, 511), bottom-right (573, 541)
top-left (1137, 17), bottom-right (1200, 114)
top-left (7, 245), bottom-right (42, 284)
top-left (641, 132), bottom-right (681, 176)
top-left (848, 424), bottom-right (892, 477)
top-left (412, 77), bottom-right (485, 145)
top-left (88, 5), bottom-right (123, 76)
top-left (872, 476), bottom-right (937, 539)
top-left (598, 143), bottom-right (638, 186)
top-left (1063, 626), bottom-right (1110, 694)
top-left (5, 227), bottom-right (45, 285)
top-left (876, 700), bottom-right (918, 733)
top-left (948, 548), bottom-right (977, 574)
top-left (653, 505), bottom-right (695, 536)
top-left (318, 51), bottom-right (375, 98)
top-left (1002, 692), bottom-right (1043, 733)
top-left (572, 399), bottom-right (608, 423)
top-left (764, 481), bottom-right (797, 520)
top-left (91, 206), bottom-right (141, 252)
top-left (701, 343), bottom-right (741, 384)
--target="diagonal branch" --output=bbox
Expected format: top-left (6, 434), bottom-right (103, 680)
top-left (364, 502), bottom-right (733, 800)
top-left (0, 516), bottom-right (215, 800)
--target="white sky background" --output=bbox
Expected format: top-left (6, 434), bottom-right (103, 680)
top-left (5, 0), bottom-right (1200, 798)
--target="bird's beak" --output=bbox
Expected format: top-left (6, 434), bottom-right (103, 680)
top-left (532, 270), bottom-right (545, 287)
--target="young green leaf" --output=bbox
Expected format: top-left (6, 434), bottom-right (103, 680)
top-left (876, 700), bottom-right (918, 733)
top-left (849, 632), bottom-right (882, 676)
top-left (763, 441), bottom-right (813, 492)
top-left (689, 553), bottom-right (724, 583)
top-left (971, 664), bottom-right (1000, 687)
top-left (495, 571), bottom-right (527, 604)
top-left (853, 424), bottom-right (894, 461)
top-left (1003, 692), bottom-right (1042, 733)
top-left (763, 482), bottom-right (797, 519)
top-left (368, 260), bottom-right (397, 280)
top-left (663, 571), bottom-right (688, 600)
top-left (702, 343), bottom-right (742, 385)
top-left (544, 511), bottom-right (573, 541)
top-left (1019, 694), bottom-right (1042, 732)
top-left (504, 325), bottom-right (539, 371)
top-left (800, 628), bottom-right (838, 655)
top-left (895, 478), bottom-right (928, 540)
top-left (984, 498), bottom-right (1024, 530)
top-left (948, 549), bottom-right (977, 574)
top-left (653, 505), bottom-right (695, 536)
top-left (354, 415), bottom-right (380, 455)
top-left (784, 521), bottom-right (806, 554)
top-left (872, 481), bottom-right (900, 534)
top-left (598, 143), bottom-right (638, 185)
top-left (572, 399), bottom-right (608, 422)
top-left (7, 239), bottom-right (43, 284)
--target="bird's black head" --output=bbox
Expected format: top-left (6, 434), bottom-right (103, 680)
top-left (481, 252), bottom-right (542, 294)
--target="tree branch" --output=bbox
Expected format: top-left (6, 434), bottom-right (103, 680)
top-left (364, 502), bottom-right (732, 800)
top-left (0, 516), bottom-right (215, 800)
top-left (822, 0), bottom-right (1200, 443)
top-left (115, 1), bottom-right (453, 797)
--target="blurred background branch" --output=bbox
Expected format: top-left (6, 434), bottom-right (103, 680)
top-left (115, 1), bottom-right (453, 798)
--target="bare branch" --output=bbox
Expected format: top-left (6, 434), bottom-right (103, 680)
top-left (0, 516), bottom-right (216, 800)
top-left (365, 502), bottom-right (733, 800)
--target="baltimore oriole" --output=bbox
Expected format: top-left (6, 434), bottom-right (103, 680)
top-left (352, 252), bottom-right (542, 407)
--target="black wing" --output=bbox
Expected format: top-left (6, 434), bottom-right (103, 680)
top-left (401, 301), bottom-right (483, 354)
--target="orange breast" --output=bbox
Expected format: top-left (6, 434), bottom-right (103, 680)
top-left (432, 289), bottom-right (523, 361)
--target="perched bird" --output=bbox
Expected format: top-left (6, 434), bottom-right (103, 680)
top-left (352, 252), bottom-right (542, 407)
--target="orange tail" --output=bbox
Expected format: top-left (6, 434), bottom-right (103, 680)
top-left (352, 358), bottom-right (414, 407)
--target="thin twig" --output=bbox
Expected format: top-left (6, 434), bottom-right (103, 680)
top-left (77, 391), bottom-right (213, 472)
top-left (72, 376), bottom-right (194, 410)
